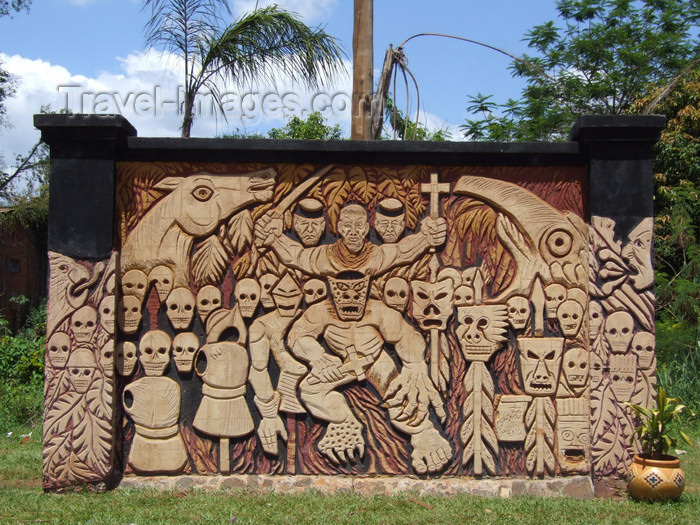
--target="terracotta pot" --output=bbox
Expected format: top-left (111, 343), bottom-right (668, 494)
top-left (627, 454), bottom-right (685, 501)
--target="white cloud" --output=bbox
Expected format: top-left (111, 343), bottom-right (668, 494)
top-left (232, 0), bottom-right (338, 24)
top-left (59, 0), bottom-right (103, 6)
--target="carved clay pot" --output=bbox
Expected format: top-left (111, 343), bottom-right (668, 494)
top-left (627, 454), bottom-right (685, 501)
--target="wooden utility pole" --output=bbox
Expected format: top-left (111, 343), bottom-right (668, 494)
top-left (351, 0), bottom-right (373, 140)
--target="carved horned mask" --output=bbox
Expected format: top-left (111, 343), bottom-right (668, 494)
top-left (327, 272), bottom-right (370, 321)
top-left (456, 305), bottom-right (508, 361)
top-left (411, 279), bottom-right (454, 330)
top-left (517, 337), bottom-right (564, 396)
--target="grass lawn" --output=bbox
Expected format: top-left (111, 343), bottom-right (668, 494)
top-left (2, 424), bottom-right (700, 525)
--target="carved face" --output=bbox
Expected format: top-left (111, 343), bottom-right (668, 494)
top-left (328, 273), bottom-right (370, 321)
top-left (48, 332), bottom-right (71, 369)
top-left (98, 295), bottom-right (115, 335)
top-left (139, 330), bottom-right (171, 376)
top-left (545, 283), bottom-right (567, 319)
top-left (589, 352), bottom-right (604, 390)
top-left (518, 337), bottom-right (564, 396)
top-left (99, 340), bottom-right (114, 377)
top-left (272, 273), bottom-right (303, 318)
top-left (148, 265), bottom-right (174, 303)
top-left (604, 311), bottom-right (634, 354)
top-left (67, 348), bottom-right (97, 394)
top-left (71, 305), bottom-right (98, 343)
top-left (621, 218), bottom-right (653, 291)
top-left (556, 299), bottom-right (584, 338)
top-left (115, 341), bottom-right (137, 377)
top-left (556, 398), bottom-right (589, 474)
top-left (293, 215), bottom-right (326, 247)
top-left (589, 301), bottom-right (604, 340)
top-left (122, 269), bottom-right (148, 302)
top-left (631, 331), bottom-right (655, 370)
top-left (383, 277), bottom-right (409, 313)
top-left (609, 354), bottom-right (637, 402)
top-left (235, 278), bottom-right (260, 318)
top-left (166, 287), bottom-right (195, 330)
top-left (456, 305), bottom-right (508, 361)
top-left (196, 285), bottom-right (222, 324)
top-left (563, 347), bottom-right (589, 388)
top-left (506, 296), bottom-right (530, 330)
top-left (337, 205), bottom-right (370, 254)
top-left (303, 279), bottom-right (327, 306)
top-left (411, 279), bottom-right (454, 330)
top-left (172, 332), bottom-right (199, 373)
top-left (118, 295), bottom-right (142, 335)
top-left (259, 274), bottom-right (278, 309)
top-left (454, 285), bottom-right (475, 307)
top-left (374, 213), bottom-right (405, 243)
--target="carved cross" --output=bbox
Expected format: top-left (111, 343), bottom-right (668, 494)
top-left (421, 172), bottom-right (451, 219)
top-left (346, 345), bottom-right (366, 381)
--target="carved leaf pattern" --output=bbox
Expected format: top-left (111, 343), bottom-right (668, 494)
top-left (223, 210), bottom-right (254, 256)
top-left (180, 425), bottom-right (218, 474)
top-left (192, 236), bottom-right (228, 287)
top-left (460, 362), bottom-right (498, 475)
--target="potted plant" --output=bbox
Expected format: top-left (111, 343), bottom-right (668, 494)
top-left (624, 386), bottom-right (694, 501)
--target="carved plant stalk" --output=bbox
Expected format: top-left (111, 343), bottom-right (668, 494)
top-left (525, 397), bottom-right (556, 476)
top-left (461, 361), bottom-right (498, 475)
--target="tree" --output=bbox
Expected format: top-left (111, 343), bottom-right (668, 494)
top-left (143, 0), bottom-right (345, 137)
top-left (0, 0), bottom-right (31, 18)
top-left (384, 96), bottom-right (452, 141)
top-left (463, 0), bottom-right (700, 141)
top-left (267, 111), bottom-right (343, 140)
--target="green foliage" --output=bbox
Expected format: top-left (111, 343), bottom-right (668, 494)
top-left (384, 96), bottom-right (452, 141)
top-left (0, 1), bottom-right (32, 18)
top-left (625, 386), bottom-right (695, 459)
top-left (463, 0), bottom-right (700, 141)
top-left (267, 112), bottom-right (344, 140)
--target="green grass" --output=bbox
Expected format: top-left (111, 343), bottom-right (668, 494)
top-left (2, 424), bottom-right (700, 524)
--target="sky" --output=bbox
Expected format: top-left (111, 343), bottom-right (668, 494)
top-left (0, 0), bottom-right (561, 165)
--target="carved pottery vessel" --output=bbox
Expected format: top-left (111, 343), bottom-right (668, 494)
top-left (627, 454), bottom-right (685, 501)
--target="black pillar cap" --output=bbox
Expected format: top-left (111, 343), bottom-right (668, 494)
top-left (34, 114), bottom-right (137, 147)
top-left (570, 115), bottom-right (666, 143)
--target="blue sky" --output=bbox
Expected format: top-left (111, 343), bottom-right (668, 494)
top-left (1, 0), bottom-right (560, 161)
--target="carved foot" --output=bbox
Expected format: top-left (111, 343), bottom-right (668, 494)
top-left (410, 428), bottom-right (452, 474)
top-left (318, 417), bottom-right (365, 464)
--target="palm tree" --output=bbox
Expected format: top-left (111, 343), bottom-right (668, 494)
top-left (143, 0), bottom-right (345, 137)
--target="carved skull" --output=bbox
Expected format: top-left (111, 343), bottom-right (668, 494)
top-left (631, 331), bottom-right (655, 370)
top-left (563, 347), bottom-right (589, 388)
top-left (235, 278), bottom-right (260, 318)
top-left (453, 285), bottom-right (475, 307)
top-left (166, 287), bottom-right (195, 330)
top-left (589, 301), bottom-right (604, 340)
top-left (98, 295), bottom-right (115, 335)
top-left (122, 269), bottom-right (148, 301)
top-left (118, 295), bottom-right (142, 335)
top-left (259, 274), bottom-right (278, 309)
top-left (506, 295), bottom-right (530, 331)
top-left (67, 348), bottom-right (97, 394)
top-left (139, 330), bottom-right (171, 376)
top-left (411, 279), bottom-right (454, 330)
top-left (517, 337), bottom-right (564, 396)
top-left (272, 273), bottom-right (303, 317)
top-left (115, 341), bottom-right (137, 377)
top-left (172, 332), bottom-right (199, 373)
top-left (604, 311), bottom-right (634, 354)
top-left (456, 305), bottom-right (508, 361)
top-left (328, 272), bottom-right (370, 321)
top-left (99, 340), bottom-right (114, 377)
top-left (589, 352), bottom-right (604, 390)
top-left (148, 265), bottom-right (174, 303)
top-left (383, 277), bottom-right (409, 313)
top-left (71, 305), bottom-right (98, 343)
top-left (303, 279), bottom-right (328, 306)
top-left (545, 283), bottom-right (567, 319)
top-left (556, 299), bottom-right (584, 338)
top-left (609, 354), bottom-right (637, 402)
top-left (196, 285), bottom-right (223, 324)
top-left (47, 332), bottom-right (71, 369)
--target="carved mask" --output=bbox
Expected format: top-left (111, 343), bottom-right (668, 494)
top-left (172, 332), bottom-right (199, 373)
top-left (303, 278), bottom-right (327, 306)
top-left (272, 273), bottom-right (303, 318)
top-left (196, 285), bottom-right (222, 324)
top-left (67, 348), bottom-right (97, 394)
top-left (544, 283), bottom-right (567, 319)
top-left (609, 354), bottom-right (637, 402)
top-left (48, 332), bottom-right (71, 369)
top-left (235, 278), bottom-right (260, 318)
top-left (115, 341), bottom-right (137, 377)
top-left (631, 331), bottom-right (655, 370)
top-left (118, 295), bottom-right (142, 335)
top-left (563, 347), bottom-right (589, 388)
top-left (99, 340), bottom-right (114, 377)
top-left (139, 330), bottom-right (171, 376)
top-left (293, 215), bottom-right (326, 247)
top-left (411, 279), bottom-right (454, 330)
top-left (556, 299), bottom-right (584, 338)
top-left (71, 305), bottom-right (98, 343)
top-left (148, 265), bottom-right (174, 303)
top-left (604, 311), bottom-right (634, 354)
top-left (556, 398), bottom-right (589, 473)
top-left (98, 295), bottom-right (115, 335)
top-left (517, 337), bottom-right (564, 396)
top-left (589, 301), bottom-right (604, 340)
top-left (456, 305), bottom-right (508, 361)
top-left (453, 285), bottom-right (475, 307)
top-left (122, 269), bottom-right (148, 302)
top-left (328, 272), bottom-right (370, 321)
top-left (506, 295), bottom-right (530, 330)
top-left (166, 287), bottom-right (195, 330)
top-left (374, 213), bottom-right (405, 243)
top-left (383, 277), bottom-right (409, 313)
top-left (259, 274), bottom-right (278, 309)
top-left (621, 218), bottom-right (653, 291)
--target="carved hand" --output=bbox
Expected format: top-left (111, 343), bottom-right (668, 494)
top-left (384, 362), bottom-right (446, 427)
top-left (420, 217), bottom-right (448, 247)
top-left (309, 354), bottom-right (345, 383)
top-left (257, 416), bottom-right (288, 455)
top-left (254, 210), bottom-right (284, 247)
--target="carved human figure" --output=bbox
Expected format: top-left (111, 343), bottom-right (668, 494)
top-left (556, 397), bottom-right (590, 474)
top-left (517, 337), bottom-right (564, 396)
top-left (604, 311), bottom-right (634, 354)
top-left (621, 218), bottom-right (653, 291)
top-left (66, 348), bottom-right (98, 394)
top-left (172, 332), bottom-right (199, 374)
top-left (292, 198), bottom-right (326, 247)
top-left (288, 271), bottom-right (452, 474)
top-left (138, 330), bottom-right (172, 377)
top-left (256, 203), bottom-right (446, 277)
top-left (196, 285), bottom-right (223, 324)
top-left (374, 198), bottom-right (406, 243)
top-left (47, 332), bottom-right (71, 369)
top-left (383, 277), bottom-right (409, 313)
top-left (166, 287), bottom-right (195, 330)
top-left (148, 265), bottom-right (174, 303)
